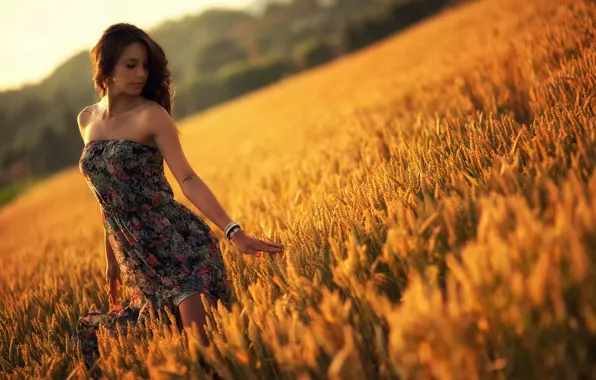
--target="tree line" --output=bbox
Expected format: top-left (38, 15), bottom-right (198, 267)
top-left (0, 0), bottom-right (454, 197)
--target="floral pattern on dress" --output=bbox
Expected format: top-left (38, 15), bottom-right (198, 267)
top-left (75, 139), bottom-right (232, 372)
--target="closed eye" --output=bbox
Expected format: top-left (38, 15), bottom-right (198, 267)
top-left (126, 63), bottom-right (149, 69)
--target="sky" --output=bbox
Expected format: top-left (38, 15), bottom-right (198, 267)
top-left (0, 0), bottom-right (254, 91)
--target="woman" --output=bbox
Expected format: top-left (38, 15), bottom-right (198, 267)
top-left (73, 22), bottom-right (284, 373)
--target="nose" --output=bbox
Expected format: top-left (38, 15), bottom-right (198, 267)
top-left (136, 66), bottom-right (147, 80)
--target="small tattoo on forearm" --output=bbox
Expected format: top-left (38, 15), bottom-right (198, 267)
top-left (182, 173), bottom-right (196, 183)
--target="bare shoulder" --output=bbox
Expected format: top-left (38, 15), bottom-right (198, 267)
top-left (77, 104), bottom-right (97, 127)
top-left (139, 100), bottom-right (170, 119)
top-left (77, 104), bottom-right (98, 140)
top-left (137, 100), bottom-right (175, 135)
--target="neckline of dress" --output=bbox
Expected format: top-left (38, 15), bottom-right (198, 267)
top-left (84, 139), bottom-right (159, 151)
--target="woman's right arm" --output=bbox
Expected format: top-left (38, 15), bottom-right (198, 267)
top-left (105, 231), bottom-right (117, 263)
top-left (104, 229), bottom-right (122, 306)
top-left (99, 205), bottom-right (117, 263)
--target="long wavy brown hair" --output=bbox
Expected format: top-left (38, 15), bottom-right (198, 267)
top-left (91, 23), bottom-right (175, 115)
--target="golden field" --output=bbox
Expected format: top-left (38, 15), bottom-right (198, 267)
top-left (1, 0), bottom-right (595, 378)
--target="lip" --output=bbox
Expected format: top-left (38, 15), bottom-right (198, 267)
top-left (132, 82), bottom-right (145, 86)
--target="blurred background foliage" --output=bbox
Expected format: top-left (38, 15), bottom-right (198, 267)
top-left (0, 0), bottom-right (457, 205)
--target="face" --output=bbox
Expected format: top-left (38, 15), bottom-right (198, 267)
top-left (108, 41), bottom-right (149, 95)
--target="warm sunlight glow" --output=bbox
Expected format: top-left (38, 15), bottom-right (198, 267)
top-left (0, 0), bottom-right (252, 90)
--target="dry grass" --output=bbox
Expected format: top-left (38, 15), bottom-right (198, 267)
top-left (0, 0), bottom-right (595, 378)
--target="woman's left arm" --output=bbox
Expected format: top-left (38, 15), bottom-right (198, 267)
top-left (143, 104), bottom-right (285, 257)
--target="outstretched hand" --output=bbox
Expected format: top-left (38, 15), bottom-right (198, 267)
top-left (230, 230), bottom-right (285, 257)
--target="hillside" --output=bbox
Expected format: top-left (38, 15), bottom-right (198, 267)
top-left (0, 0), bottom-right (595, 377)
top-left (1, 0), bottom-right (407, 193)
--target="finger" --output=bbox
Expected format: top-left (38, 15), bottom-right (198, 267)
top-left (259, 240), bottom-right (285, 249)
top-left (247, 242), bottom-right (271, 254)
top-left (250, 245), bottom-right (283, 257)
top-left (254, 240), bottom-right (284, 253)
top-left (243, 246), bottom-right (262, 257)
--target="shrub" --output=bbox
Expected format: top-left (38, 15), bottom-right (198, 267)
top-left (218, 57), bottom-right (295, 98)
top-left (294, 38), bottom-right (335, 69)
top-left (195, 38), bottom-right (249, 74)
top-left (342, 0), bottom-right (449, 53)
